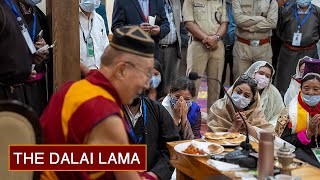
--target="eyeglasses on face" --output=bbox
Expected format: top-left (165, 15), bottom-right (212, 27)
top-left (124, 61), bottom-right (152, 79)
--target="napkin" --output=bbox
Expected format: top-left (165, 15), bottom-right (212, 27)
top-left (207, 159), bottom-right (241, 171)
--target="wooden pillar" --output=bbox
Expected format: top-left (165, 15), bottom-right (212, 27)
top-left (46, 0), bottom-right (80, 92)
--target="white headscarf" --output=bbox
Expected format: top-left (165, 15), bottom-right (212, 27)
top-left (284, 57), bottom-right (310, 106)
top-left (228, 61), bottom-right (284, 127)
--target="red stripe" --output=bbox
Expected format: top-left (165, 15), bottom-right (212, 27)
top-left (41, 81), bottom-right (74, 144)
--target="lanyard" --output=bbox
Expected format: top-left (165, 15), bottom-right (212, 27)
top-left (4, 0), bottom-right (37, 42)
top-left (79, 18), bottom-right (93, 43)
top-left (29, 13), bottom-right (36, 41)
top-left (127, 101), bottom-right (147, 144)
top-left (4, 0), bottom-right (20, 17)
top-left (294, 4), bottom-right (313, 31)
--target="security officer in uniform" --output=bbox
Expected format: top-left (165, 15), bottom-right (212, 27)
top-left (232, 0), bottom-right (278, 79)
top-left (183, 0), bottom-right (228, 111)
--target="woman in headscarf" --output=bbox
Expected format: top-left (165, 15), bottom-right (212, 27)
top-left (275, 62), bottom-right (320, 168)
top-left (162, 76), bottom-right (201, 139)
top-left (208, 75), bottom-right (274, 139)
top-left (284, 57), bottom-right (308, 106)
top-left (237, 61), bottom-right (284, 127)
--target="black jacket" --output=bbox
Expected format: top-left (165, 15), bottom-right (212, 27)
top-left (123, 97), bottom-right (180, 180)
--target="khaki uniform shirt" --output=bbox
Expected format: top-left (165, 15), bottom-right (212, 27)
top-left (232, 0), bottom-right (278, 40)
top-left (183, 0), bottom-right (229, 36)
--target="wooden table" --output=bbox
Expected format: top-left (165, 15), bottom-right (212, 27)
top-left (167, 140), bottom-right (320, 180)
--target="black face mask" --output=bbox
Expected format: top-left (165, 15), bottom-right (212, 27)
top-left (131, 97), bottom-right (141, 106)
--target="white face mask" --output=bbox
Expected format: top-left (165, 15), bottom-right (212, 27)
top-left (80, 0), bottom-right (96, 13)
top-left (302, 94), bottom-right (320, 107)
top-left (254, 74), bottom-right (270, 90)
top-left (231, 93), bottom-right (251, 109)
top-left (24, 0), bottom-right (42, 6)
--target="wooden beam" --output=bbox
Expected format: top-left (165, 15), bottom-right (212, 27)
top-left (46, 0), bottom-right (80, 92)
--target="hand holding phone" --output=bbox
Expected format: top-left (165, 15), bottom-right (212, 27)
top-left (140, 22), bottom-right (152, 31)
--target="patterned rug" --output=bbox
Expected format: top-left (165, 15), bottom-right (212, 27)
top-left (195, 80), bottom-right (230, 136)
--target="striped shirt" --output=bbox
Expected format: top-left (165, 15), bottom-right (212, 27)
top-left (159, 0), bottom-right (177, 45)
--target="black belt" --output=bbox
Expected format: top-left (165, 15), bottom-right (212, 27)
top-left (225, 44), bottom-right (233, 51)
top-left (159, 41), bottom-right (177, 49)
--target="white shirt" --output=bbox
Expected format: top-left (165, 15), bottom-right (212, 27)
top-left (124, 104), bottom-right (143, 127)
top-left (79, 10), bottom-right (109, 69)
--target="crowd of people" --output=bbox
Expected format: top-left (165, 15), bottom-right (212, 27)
top-left (1, 0), bottom-right (320, 179)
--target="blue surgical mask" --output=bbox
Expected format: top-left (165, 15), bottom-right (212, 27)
top-left (231, 93), bottom-right (251, 109)
top-left (302, 94), bottom-right (320, 107)
top-left (170, 96), bottom-right (177, 107)
top-left (80, 0), bottom-right (96, 13)
top-left (297, 0), bottom-right (312, 8)
top-left (149, 75), bottom-right (161, 89)
top-left (24, 0), bottom-right (42, 6)
top-left (95, 0), bottom-right (101, 9)
top-left (186, 100), bottom-right (193, 108)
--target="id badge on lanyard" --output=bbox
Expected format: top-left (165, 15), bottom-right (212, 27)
top-left (86, 36), bottom-right (95, 57)
top-left (5, 0), bottom-right (37, 54)
top-left (292, 4), bottom-right (313, 46)
top-left (18, 17), bottom-right (36, 54)
top-left (292, 31), bottom-right (302, 46)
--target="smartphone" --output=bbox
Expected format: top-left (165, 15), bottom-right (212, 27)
top-left (37, 30), bottom-right (43, 40)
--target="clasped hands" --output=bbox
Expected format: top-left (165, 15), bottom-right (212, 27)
top-left (307, 114), bottom-right (320, 139)
top-left (202, 35), bottom-right (219, 50)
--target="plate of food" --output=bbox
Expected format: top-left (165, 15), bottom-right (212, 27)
top-left (202, 132), bottom-right (246, 147)
top-left (174, 140), bottom-right (224, 157)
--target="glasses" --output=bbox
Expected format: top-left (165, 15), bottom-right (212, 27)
top-left (239, 74), bottom-right (258, 87)
top-left (125, 61), bottom-right (152, 79)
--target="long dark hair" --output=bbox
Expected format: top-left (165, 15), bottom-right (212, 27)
top-left (170, 76), bottom-right (196, 97)
top-left (233, 75), bottom-right (258, 98)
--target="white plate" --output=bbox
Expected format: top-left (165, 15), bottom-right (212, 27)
top-left (202, 132), bottom-right (246, 147)
top-left (174, 141), bottom-right (224, 157)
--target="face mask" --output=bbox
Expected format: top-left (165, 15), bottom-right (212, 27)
top-left (297, 0), bottom-right (312, 8)
top-left (186, 100), bottom-right (193, 108)
top-left (80, 0), bottom-right (96, 13)
top-left (254, 74), bottom-right (270, 90)
top-left (95, 0), bottom-right (101, 9)
top-left (149, 75), bottom-right (161, 89)
top-left (24, 0), bottom-right (42, 6)
top-left (302, 94), bottom-right (320, 107)
top-left (231, 93), bottom-right (251, 109)
top-left (170, 96), bottom-right (177, 107)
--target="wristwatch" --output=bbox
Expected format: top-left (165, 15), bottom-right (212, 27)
top-left (214, 34), bottom-right (221, 41)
